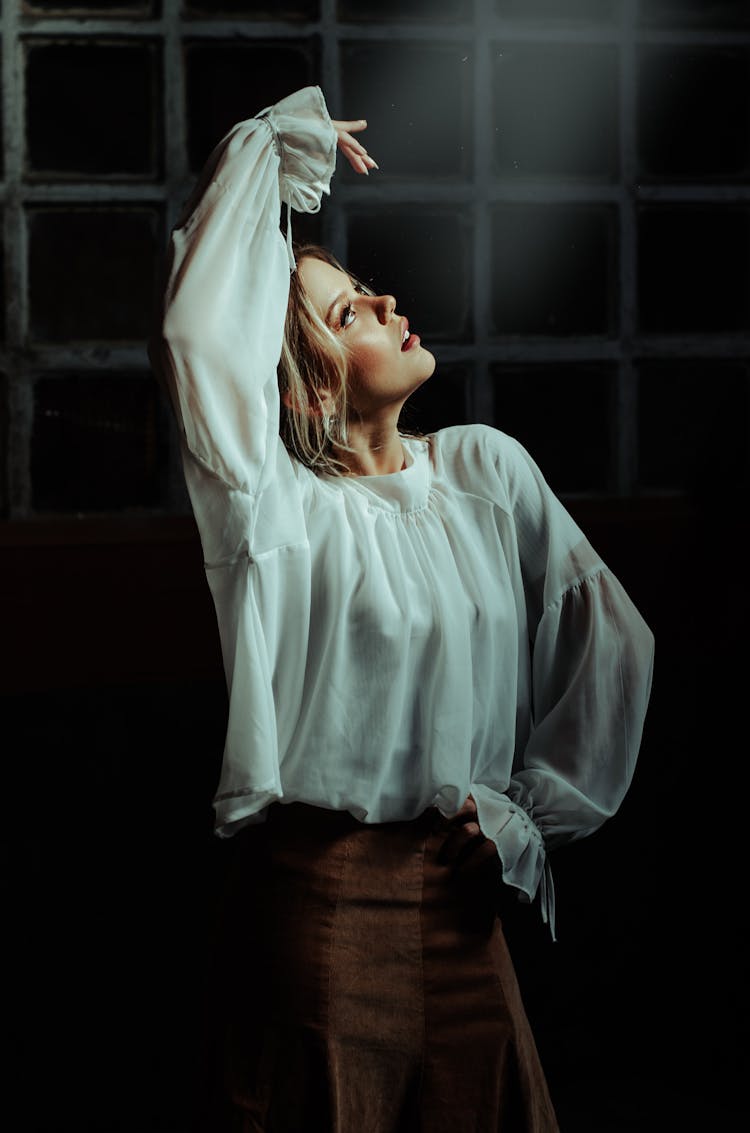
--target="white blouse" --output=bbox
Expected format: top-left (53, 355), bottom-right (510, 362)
top-left (150, 85), bottom-right (655, 935)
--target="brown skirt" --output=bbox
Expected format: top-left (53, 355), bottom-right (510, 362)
top-left (209, 802), bottom-right (559, 1133)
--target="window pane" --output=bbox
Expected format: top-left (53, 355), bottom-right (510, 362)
top-left (0, 373), bottom-right (7, 519)
top-left (491, 363), bottom-right (614, 494)
top-left (31, 373), bottom-right (164, 513)
top-left (25, 42), bottom-right (161, 178)
top-left (286, 209), bottom-right (323, 250)
top-left (185, 41), bottom-right (317, 172)
top-left (400, 364), bottom-right (471, 436)
top-left (340, 42), bottom-right (472, 180)
top-left (492, 44), bottom-right (619, 180)
top-left (346, 207), bottom-right (472, 342)
top-left (185, 0), bottom-right (318, 15)
top-left (491, 205), bottom-right (617, 336)
top-left (638, 47), bottom-right (750, 181)
top-left (0, 228), bottom-right (5, 342)
top-left (0, 56), bottom-right (4, 180)
top-left (25, 1), bottom-right (155, 12)
top-left (638, 206), bottom-right (750, 334)
top-left (496, 0), bottom-right (620, 19)
top-left (639, 0), bottom-right (750, 28)
top-left (28, 209), bottom-right (160, 342)
top-left (637, 362), bottom-right (749, 501)
top-left (338, 0), bottom-right (470, 18)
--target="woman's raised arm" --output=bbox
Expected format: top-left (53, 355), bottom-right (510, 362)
top-left (149, 87), bottom-right (373, 497)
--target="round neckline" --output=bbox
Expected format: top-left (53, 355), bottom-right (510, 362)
top-left (324, 435), bottom-right (430, 513)
top-left (353, 437), bottom-right (416, 481)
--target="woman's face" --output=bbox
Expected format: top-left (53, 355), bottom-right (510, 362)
top-left (297, 256), bottom-right (436, 416)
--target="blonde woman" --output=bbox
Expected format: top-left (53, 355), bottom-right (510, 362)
top-left (150, 86), bottom-right (654, 1132)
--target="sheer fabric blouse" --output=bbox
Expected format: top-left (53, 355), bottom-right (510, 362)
top-left (150, 86), bottom-right (655, 933)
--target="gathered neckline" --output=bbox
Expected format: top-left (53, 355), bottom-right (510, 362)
top-left (321, 435), bottom-right (431, 513)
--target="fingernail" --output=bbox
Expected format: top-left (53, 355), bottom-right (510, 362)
top-left (361, 119), bottom-right (367, 125)
top-left (370, 160), bottom-right (380, 170)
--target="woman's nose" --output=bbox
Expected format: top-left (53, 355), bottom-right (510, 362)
top-left (376, 294), bottom-right (397, 324)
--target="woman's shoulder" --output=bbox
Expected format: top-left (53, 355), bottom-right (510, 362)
top-left (428, 423), bottom-right (528, 485)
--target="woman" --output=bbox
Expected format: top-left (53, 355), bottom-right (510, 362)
top-left (150, 86), bottom-right (654, 1132)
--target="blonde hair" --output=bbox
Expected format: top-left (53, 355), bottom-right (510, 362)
top-left (278, 244), bottom-right (373, 477)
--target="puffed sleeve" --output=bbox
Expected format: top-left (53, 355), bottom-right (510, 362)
top-left (472, 434), bottom-right (655, 937)
top-left (148, 85), bottom-right (336, 496)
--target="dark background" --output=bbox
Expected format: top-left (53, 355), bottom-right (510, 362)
top-left (2, 2), bottom-right (748, 1130)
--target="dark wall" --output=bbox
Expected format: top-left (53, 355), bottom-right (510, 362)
top-left (3, 494), bottom-right (746, 1130)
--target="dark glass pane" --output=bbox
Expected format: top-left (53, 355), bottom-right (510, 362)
top-left (493, 44), bottom-right (618, 180)
top-left (286, 208), bottom-right (322, 250)
top-left (496, 0), bottom-right (619, 18)
top-left (400, 364), bottom-right (471, 436)
top-left (28, 209), bottom-right (160, 342)
top-left (638, 206), bottom-right (750, 334)
top-left (31, 373), bottom-right (164, 512)
top-left (25, 1), bottom-right (154, 11)
top-left (638, 362), bottom-right (749, 502)
top-left (338, 0), bottom-right (470, 18)
top-left (639, 1), bottom-right (750, 28)
top-left (186, 0), bottom-right (318, 14)
top-left (638, 47), bottom-right (750, 181)
top-left (0, 57), bottom-right (3, 180)
top-left (490, 364), bottom-right (613, 494)
top-left (340, 43), bottom-right (472, 180)
top-left (0, 232), bottom-right (5, 342)
top-left (26, 43), bottom-right (160, 177)
top-left (347, 207), bottom-right (472, 342)
top-left (491, 205), bottom-right (617, 336)
top-left (0, 373), bottom-right (7, 519)
top-left (186, 41), bottom-right (317, 172)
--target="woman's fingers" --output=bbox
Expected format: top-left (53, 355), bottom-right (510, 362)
top-left (457, 837), bottom-right (502, 879)
top-left (453, 795), bottom-right (478, 823)
top-left (439, 824), bottom-right (501, 882)
top-left (333, 119), bottom-right (379, 175)
top-left (336, 130), bottom-right (368, 155)
top-left (339, 145), bottom-right (378, 175)
top-left (438, 819), bottom-right (483, 864)
top-left (332, 117), bottom-right (368, 135)
top-left (341, 147), bottom-right (370, 175)
top-left (438, 795), bottom-right (479, 860)
top-left (437, 795), bottom-right (501, 877)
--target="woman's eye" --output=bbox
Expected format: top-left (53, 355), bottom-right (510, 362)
top-left (340, 304), bottom-right (356, 328)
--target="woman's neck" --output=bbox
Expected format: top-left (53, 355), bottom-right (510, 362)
top-left (337, 415), bottom-right (406, 477)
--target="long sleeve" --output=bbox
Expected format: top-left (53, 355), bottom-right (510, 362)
top-left (145, 88), bottom-right (336, 827)
top-left (149, 85), bottom-right (337, 498)
top-left (472, 433), bottom-right (655, 935)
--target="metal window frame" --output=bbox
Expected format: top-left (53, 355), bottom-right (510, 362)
top-left (2, 0), bottom-right (749, 516)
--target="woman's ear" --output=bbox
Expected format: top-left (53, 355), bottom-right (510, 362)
top-left (282, 387), bottom-right (336, 418)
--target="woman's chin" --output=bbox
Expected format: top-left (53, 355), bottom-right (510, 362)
top-left (419, 346), bottom-right (437, 378)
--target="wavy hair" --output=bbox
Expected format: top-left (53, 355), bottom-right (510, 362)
top-left (278, 244), bottom-right (376, 477)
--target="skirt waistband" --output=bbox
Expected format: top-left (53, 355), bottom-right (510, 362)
top-left (263, 800), bottom-right (450, 838)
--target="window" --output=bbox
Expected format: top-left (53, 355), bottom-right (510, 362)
top-left (2, 0), bottom-right (747, 517)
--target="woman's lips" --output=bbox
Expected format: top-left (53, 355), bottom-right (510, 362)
top-left (400, 317), bottom-right (420, 351)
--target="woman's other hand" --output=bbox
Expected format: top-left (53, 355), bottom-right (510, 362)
top-left (438, 795), bottom-right (501, 878)
top-left (332, 118), bottom-right (379, 175)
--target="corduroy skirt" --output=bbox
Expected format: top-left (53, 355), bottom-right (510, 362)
top-left (207, 802), bottom-right (559, 1133)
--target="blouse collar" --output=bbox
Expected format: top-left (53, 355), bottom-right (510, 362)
top-left (326, 435), bottom-right (431, 514)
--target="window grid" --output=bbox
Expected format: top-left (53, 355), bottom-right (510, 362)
top-left (1, 0), bottom-right (748, 517)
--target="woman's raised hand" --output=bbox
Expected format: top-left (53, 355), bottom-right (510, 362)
top-left (332, 119), bottom-right (379, 175)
